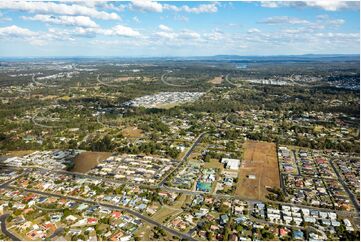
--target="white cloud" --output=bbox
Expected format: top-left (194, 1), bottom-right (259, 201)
top-left (155, 31), bottom-right (177, 40)
top-left (74, 25), bottom-right (141, 38)
top-left (0, 1), bottom-right (120, 20)
top-left (130, 1), bottom-right (218, 14)
top-left (204, 31), bottom-right (224, 41)
top-left (131, 0), bottom-right (163, 13)
top-left (0, 25), bottom-right (54, 46)
top-left (24, 15), bottom-right (98, 28)
top-left (155, 29), bottom-right (201, 42)
top-left (178, 30), bottom-right (201, 40)
top-left (247, 28), bottom-right (261, 33)
top-left (174, 15), bottom-right (189, 22)
top-left (164, 2), bottom-right (219, 13)
top-left (107, 25), bottom-right (140, 37)
top-left (327, 18), bottom-right (346, 26)
top-left (158, 24), bottom-right (172, 32)
top-left (305, 1), bottom-right (359, 11)
top-left (260, 2), bottom-right (281, 8)
top-left (0, 25), bottom-right (35, 38)
top-left (260, 1), bottom-right (359, 11)
top-left (316, 15), bottom-right (345, 27)
top-left (260, 16), bottom-right (310, 25)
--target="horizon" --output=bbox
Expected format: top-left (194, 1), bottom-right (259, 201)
top-left (0, 53), bottom-right (360, 59)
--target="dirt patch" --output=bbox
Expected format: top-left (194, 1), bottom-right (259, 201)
top-left (114, 76), bottom-right (140, 82)
top-left (72, 152), bottom-right (111, 173)
top-left (121, 126), bottom-right (143, 138)
top-left (235, 141), bottom-right (280, 200)
top-left (5, 150), bottom-right (35, 157)
top-left (208, 76), bottom-right (223, 85)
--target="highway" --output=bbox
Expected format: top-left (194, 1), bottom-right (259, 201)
top-left (160, 73), bottom-right (191, 87)
top-left (224, 73), bottom-right (241, 87)
top-left (31, 74), bottom-right (59, 88)
top-left (0, 214), bottom-right (21, 241)
top-left (5, 186), bottom-right (195, 241)
top-left (96, 74), bottom-right (123, 88)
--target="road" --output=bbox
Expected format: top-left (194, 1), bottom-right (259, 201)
top-left (329, 159), bottom-right (360, 213)
top-left (0, 214), bottom-right (21, 241)
top-left (47, 227), bottom-right (64, 240)
top-left (5, 186), bottom-right (195, 241)
top-left (159, 131), bottom-right (207, 186)
top-left (96, 74), bottom-right (122, 88)
top-left (31, 74), bottom-right (59, 88)
top-left (224, 73), bottom-right (241, 87)
top-left (225, 114), bottom-right (243, 128)
top-left (31, 112), bottom-right (63, 129)
top-left (292, 150), bottom-right (301, 176)
top-left (160, 73), bottom-right (191, 87)
top-left (0, 171), bottom-right (28, 189)
top-left (3, 164), bottom-right (357, 218)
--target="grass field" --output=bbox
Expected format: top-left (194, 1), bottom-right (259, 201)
top-left (235, 141), bottom-right (280, 200)
top-left (203, 158), bottom-right (223, 170)
top-left (72, 151), bottom-right (111, 173)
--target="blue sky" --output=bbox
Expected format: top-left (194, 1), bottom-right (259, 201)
top-left (0, 1), bottom-right (359, 56)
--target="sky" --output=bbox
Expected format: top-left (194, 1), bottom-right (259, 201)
top-left (0, 0), bottom-right (359, 57)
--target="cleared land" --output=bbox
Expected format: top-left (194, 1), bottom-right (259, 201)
top-left (114, 76), bottom-right (140, 82)
top-left (72, 151), bottom-right (111, 173)
top-left (121, 126), bottom-right (143, 138)
top-left (5, 150), bottom-right (35, 156)
top-left (235, 141), bottom-right (280, 200)
top-left (203, 158), bottom-right (224, 170)
top-left (208, 76), bottom-right (223, 84)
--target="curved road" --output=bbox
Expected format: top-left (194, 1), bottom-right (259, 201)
top-left (31, 112), bottom-right (64, 129)
top-left (160, 73), bottom-right (192, 87)
top-left (0, 214), bottom-right (21, 241)
top-left (224, 74), bottom-right (241, 87)
top-left (96, 74), bottom-right (123, 88)
top-left (31, 74), bottom-right (59, 88)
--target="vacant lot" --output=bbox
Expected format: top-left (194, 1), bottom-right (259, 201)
top-left (72, 152), bottom-right (111, 173)
top-left (235, 141), bottom-right (280, 200)
top-left (121, 126), bottom-right (143, 138)
top-left (208, 76), bottom-right (223, 84)
top-left (5, 150), bottom-right (35, 157)
top-left (114, 76), bottom-right (140, 82)
top-left (203, 158), bottom-right (223, 170)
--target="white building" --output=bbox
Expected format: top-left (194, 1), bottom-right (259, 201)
top-left (221, 158), bottom-right (241, 170)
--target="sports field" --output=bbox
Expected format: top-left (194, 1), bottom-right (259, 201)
top-left (235, 141), bottom-right (280, 200)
